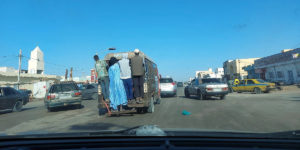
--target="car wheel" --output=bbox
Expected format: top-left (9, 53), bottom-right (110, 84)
top-left (184, 89), bottom-right (190, 98)
top-left (197, 91), bottom-right (203, 100)
top-left (254, 87), bottom-right (262, 94)
top-left (75, 104), bottom-right (82, 109)
top-left (13, 101), bottom-right (23, 112)
top-left (147, 97), bottom-right (155, 113)
top-left (47, 107), bottom-right (54, 112)
top-left (220, 95), bottom-right (226, 100)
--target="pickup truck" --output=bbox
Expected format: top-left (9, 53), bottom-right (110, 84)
top-left (184, 78), bottom-right (229, 100)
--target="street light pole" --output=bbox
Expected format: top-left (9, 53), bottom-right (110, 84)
top-left (17, 49), bottom-right (22, 90)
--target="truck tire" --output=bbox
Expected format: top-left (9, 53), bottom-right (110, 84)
top-left (254, 87), bottom-right (262, 94)
top-left (13, 101), bottom-right (23, 112)
top-left (184, 89), bottom-right (190, 98)
top-left (147, 97), bottom-right (155, 113)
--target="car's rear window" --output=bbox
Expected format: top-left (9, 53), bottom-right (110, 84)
top-left (202, 78), bottom-right (221, 83)
top-left (50, 83), bottom-right (79, 93)
top-left (160, 78), bottom-right (173, 83)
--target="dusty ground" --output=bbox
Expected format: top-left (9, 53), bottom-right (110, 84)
top-left (1, 87), bottom-right (300, 135)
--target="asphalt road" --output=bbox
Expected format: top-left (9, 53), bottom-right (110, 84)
top-left (1, 87), bottom-right (300, 135)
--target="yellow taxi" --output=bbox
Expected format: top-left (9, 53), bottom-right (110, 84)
top-left (232, 79), bottom-right (276, 94)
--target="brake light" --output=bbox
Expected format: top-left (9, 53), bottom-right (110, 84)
top-left (172, 82), bottom-right (175, 86)
top-left (206, 88), bottom-right (213, 91)
top-left (75, 92), bottom-right (81, 96)
top-left (47, 94), bottom-right (55, 100)
top-left (222, 87), bottom-right (228, 91)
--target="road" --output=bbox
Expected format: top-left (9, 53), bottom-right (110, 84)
top-left (1, 88), bottom-right (300, 135)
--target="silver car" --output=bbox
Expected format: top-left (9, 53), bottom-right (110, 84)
top-left (160, 77), bottom-right (177, 97)
top-left (44, 81), bottom-right (82, 112)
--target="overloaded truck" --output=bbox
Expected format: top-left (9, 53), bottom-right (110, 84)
top-left (98, 51), bottom-right (161, 116)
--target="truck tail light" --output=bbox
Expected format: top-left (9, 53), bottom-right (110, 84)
top-left (222, 87), bottom-right (228, 91)
top-left (47, 94), bottom-right (55, 100)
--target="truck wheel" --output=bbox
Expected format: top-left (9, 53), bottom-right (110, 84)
top-left (254, 87), bottom-right (262, 94)
top-left (147, 97), bottom-right (155, 113)
top-left (184, 89), bottom-right (190, 98)
top-left (197, 91), bottom-right (203, 100)
top-left (13, 101), bottom-right (23, 112)
top-left (220, 95), bottom-right (226, 100)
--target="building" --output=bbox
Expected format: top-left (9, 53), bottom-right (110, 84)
top-left (223, 58), bottom-right (260, 81)
top-left (0, 67), bottom-right (18, 73)
top-left (243, 65), bottom-right (260, 79)
top-left (195, 68), bottom-right (224, 79)
top-left (28, 46), bottom-right (44, 74)
top-left (195, 68), bottom-right (214, 78)
top-left (254, 48), bottom-right (300, 84)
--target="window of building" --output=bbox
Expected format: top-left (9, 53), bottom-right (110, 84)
top-left (277, 71), bottom-right (284, 78)
top-left (268, 72), bottom-right (274, 79)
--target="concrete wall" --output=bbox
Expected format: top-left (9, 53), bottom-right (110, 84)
top-left (223, 58), bottom-right (259, 80)
top-left (265, 61), bottom-right (300, 84)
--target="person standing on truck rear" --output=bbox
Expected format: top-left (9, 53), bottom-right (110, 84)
top-left (118, 53), bottom-right (134, 102)
top-left (94, 55), bottom-right (109, 102)
top-left (130, 49), bottom-right (145, 103)
top-left (108, 57), bottom-right (127, 111)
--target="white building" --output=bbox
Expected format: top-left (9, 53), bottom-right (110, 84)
top-left (254, 48), bottom-right (300, 84)
top-left (0, 67), bottom-right (18, 73)
top-left (196, 68), bottom-right (224, 79)
top-left (28, 46), bottom-right (44, 74)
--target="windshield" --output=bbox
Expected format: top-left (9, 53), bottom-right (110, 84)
top-left (160, 78), bottom-right (173, 83)
top-left (0, 0), bottom-right (300, 139)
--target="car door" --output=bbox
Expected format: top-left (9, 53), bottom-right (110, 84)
top-left (190, 79), bottom-right (198, 95)
top-left (0, 88), bottom-right (6, 110)
top-left (3, 88), bottom-right (18, 109)
top-left (235, 80), bottom-right (245, 92)
top-left (245, 80), bottom-right (255, 92)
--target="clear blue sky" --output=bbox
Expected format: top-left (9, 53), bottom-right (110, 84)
top-left (0, 0), bottom-right (300, 81)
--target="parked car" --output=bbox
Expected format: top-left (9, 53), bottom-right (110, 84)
top-left (184, 78), bottom-right (228, 100)
top-left (232, 79), bottom-right (276, 94)
top-left (81, 83), bottom-right (98, 100)
top-left (44, 81), bottom-right (82, 112)
top-left (177, 82), bottom-right (183, 87)
top-left (160, 77), bottom-right (177, 97)
top-left (0, 87), bottom-right (25, 112)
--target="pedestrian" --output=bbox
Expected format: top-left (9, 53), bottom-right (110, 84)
top-left (130, 49), bottom-right (145, 103)
top-left (118, 53), bottom-right (134, 102)
top-left (94, 55), bottom-right (110, 102)
top-left (108, 57), bottom-right (127, 111)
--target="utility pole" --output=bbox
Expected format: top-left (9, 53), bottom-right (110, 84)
top-left (17, 49), bottom-right (22, 90)
top-left (70, 67), bottom-right (73, 81)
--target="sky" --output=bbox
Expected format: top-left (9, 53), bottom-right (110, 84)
top-left (0, 0), bottom-right (300, 81)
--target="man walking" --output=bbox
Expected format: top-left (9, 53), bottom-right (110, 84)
top-left (118, 53), bottom-right (134, 102)
top-left (130, 49), bottom-right (145, 103)
top-left (94, 55), bottom-right (109, 102)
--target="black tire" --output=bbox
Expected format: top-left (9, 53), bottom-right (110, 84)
top-left (237, 91), bottom-right (242, 93)
top-left (184, 89), bottom-right (190, 98)
top-left (147, 97), bottom-right (155, 113)
top-left (197, 90), bottom-right (203, 100)
top-left (220, 95), bottom-right (226, 100)
top-left (137, 108), bottom-right (143, 114)
top-left (13, 101), bottom-right (23, 112)
top-left (47, 107), bottom-right (54, 112)
top-left (75, 104), bottom-right (82, 109)
top-left (254, 87), bottom-right (262, 94)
